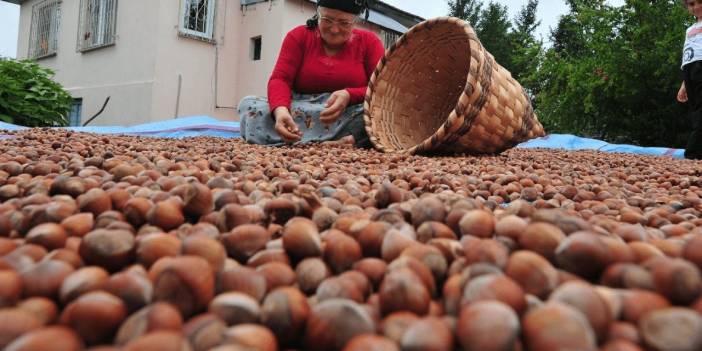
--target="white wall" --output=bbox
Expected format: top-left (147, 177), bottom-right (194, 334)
top-left (14, 0), bottom-right (391, 125)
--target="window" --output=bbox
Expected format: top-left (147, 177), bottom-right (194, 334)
top-left (69, 99), bottom-right (83, 127)
top-left (28, 0), bottom-right (61, 59)
top-left (77, 0), bottom-right (118, 52)
top-left (382, 30), bottom-right (400, 49)
top-left (179, 0), bottom-right (215, 41)
top-left (250, 36), bottom-right (261, 61)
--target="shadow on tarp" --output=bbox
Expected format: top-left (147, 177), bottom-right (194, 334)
top-left (0, 117), bottom-right (685, 159)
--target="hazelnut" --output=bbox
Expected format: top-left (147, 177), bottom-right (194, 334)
top-left (3, 326), bottom-right (83, 351)
top-left (357, 221), bottom-right (391, 257)
top-left (555, 231), bottom-right (611, 280)
top-left (295, 257), bottom-right (332, 295)
top-left (401, 244), bottom-right (447, 283)
top-left (380, 311), bottom-right (420, 344)
top-left (461, 274), bottom-right (527, 315)
top-left (147, 199), bottom-right (185, 231)
top-left (182, 235), bottom-right (226, 273)
top-left (282, 217), bottom-right (322, 261)
top-left (0, 309), bottom-right (42, 348)
top-left (221, 324), bottom-right (278, 351)
top-left (136, 233), bottom-right (182, 268)
top-left (59, 266), bottom-right (110, 304)
top-left (21, 259), bottom-right (74, 299)
top-left (209, 292), bottom-right (261, 326)
top-left (620, 290), bottom-right (671, 324)
top-left (324, 230), bottom-right (362, 273)
top-left (505, 250), bottom-right (559, 299)
top-left (494, 214), bottom-right (528, 240)
top-left (458, 209), bottom-right (495, 238)
top-left (457, 300), bottom-right (519, 351)
top-left (260, 287), bottom-right (310, 347)
top-left (77, 188), bottom-right (112, 216)
top-left (647, 258), bottom-right (702, 305)
top-left (221, 224), bottom-right (270, 263)
top-left (379, 268), bottom-right (430, 316)
top-left (123, 330), bottom-right (192, 351)
top-left (122, 197), bottom-right (153, 228)
top-left (216, 266), bottom-right (267, 302)
top-left (0, 270), bottom-right (22, 307)
top-left (463, 238), bottom-right (509, 270)
top-left (400, 317), bottom-right (454, 351)
top-left (256, 261), bottom-right (296, 292)
top-left (182, 313), bottom-right (226, 351)
top-left (316, 276), bottom-right (364, 303)
top-left (45, 249), bottom-right (84, 269)
top-left (304, 298), bottom-right (376, 351)
top-left (79, 228), bottom-right (135, 272)
top-left (342, 334), bottom-right (399, 351)
top-left (600, 340), bottom-right (644, 351)
top-left (352, 258), bottom-right (387, 290)
top-left (410, 196), bottom-right (446, 227)
top-left (518, 222), bottom-right (566, 262)
top-left (102, 270), bottom-right (154, 313)
top-left (170, 182), bottom-right (214, 218)
top-left (548, 281), bottom-right (613, 341)
top-left (115, 302), bottom-right (183, 345)
top-left (247, 248), bottom-right (290, 267)
top-left (149, 256), bottom-right (215, 317)
top-left (522, 302), bottom-right (597, 351)
top-left (59, 291), bottom-right (127, 345)
top-left (25, 223), bottom-right (67, 251)
top-left (639, 307), bottom-right (702, 351)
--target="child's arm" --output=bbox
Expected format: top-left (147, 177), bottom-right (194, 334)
top-left (679, 82), bottom-right (688, 103)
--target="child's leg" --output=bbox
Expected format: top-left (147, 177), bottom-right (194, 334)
top-left (683, 60), bottom-right (702, 159)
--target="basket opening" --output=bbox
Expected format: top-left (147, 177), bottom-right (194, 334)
top-left (369, 23), bottom-right (472, 151)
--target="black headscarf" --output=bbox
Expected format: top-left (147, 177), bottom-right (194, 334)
top-left (306, 0), bottom-right (371, 28)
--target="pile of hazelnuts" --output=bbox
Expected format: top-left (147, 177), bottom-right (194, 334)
top-left (0, 129), bottom-right (702, 351)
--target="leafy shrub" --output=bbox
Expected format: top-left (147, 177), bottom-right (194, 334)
top-left (0, 58), bottom-right (71, 127)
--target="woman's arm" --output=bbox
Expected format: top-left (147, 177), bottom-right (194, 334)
top-left (268, 28), bottom-right (306, 112)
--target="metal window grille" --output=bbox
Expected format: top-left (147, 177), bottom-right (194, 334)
top-left (382, 30), bottom-right (400, 49)
top-left (28, 0), bottom-right (61, 59)
top-left (77, 0), bottom-right (118, 51)
top-left (180, 0), bottom-right (215, 40)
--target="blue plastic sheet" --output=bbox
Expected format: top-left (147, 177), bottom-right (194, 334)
top-left (0, 116), bottom-right (686, 158)
top-left (517, 134), bottom-right (685, 159)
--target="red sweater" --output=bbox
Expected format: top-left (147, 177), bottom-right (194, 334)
top-left (267, 25), bottom-right (385, 111)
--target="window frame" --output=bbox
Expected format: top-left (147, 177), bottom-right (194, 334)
top-left (178, 0), bottom-right (216, 42)
top-left (76, 0), bottom-right (119, 52)
top-left (28, 0), bottom-right (62, 59)
top-left (250, 36), bottom-right (262, 61)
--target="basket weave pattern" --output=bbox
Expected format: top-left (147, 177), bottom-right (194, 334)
top-left (363, 17), bottom-right (545, 154)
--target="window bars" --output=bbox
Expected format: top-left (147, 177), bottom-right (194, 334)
top-left (28, 0), bottom-right (61, 59)
top-left (180, 0), bottom-right (215, 40)
top-left (77, 0), bottom-right (118, 52)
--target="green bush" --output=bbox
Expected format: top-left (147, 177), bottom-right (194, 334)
top-left (0, 58), bottom-right (71, 127)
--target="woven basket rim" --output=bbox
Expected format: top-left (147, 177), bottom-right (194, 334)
top-left (363, 16), bottom-right (481, 154)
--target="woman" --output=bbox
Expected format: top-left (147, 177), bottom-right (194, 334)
top-left (238, 0), bottom-right (385, 147)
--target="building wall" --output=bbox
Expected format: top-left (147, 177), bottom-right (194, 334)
top-left (14, 0), bottom-right (400, 125)
top-left (17, 0), bottom-right (160, 126)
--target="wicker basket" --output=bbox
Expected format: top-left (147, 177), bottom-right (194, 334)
top-left (363, 17), bottom-right (545, 155)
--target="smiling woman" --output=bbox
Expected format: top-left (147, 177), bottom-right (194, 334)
top-left (0, 3), bottom-right (21, 58)
top-left (237, 0), bottom-right (384, 147)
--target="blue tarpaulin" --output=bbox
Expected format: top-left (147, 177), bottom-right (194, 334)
top-left (0, 116), bottom-right (686, 159)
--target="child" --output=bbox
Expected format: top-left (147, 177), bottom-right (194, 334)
top-left (680, 0), bottom-right (702, 159)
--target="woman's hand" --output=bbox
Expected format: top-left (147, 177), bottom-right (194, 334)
top-left (320, 90), bottom-right (351, 125)
top-left (678, 82), bottom-right (688, 103)
top-left (273, 107), bottom-right (302, 142)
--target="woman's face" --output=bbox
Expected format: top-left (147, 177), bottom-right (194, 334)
top-left (694, 0), bottom-right (702, 19)
top-left (317, 7), bottom-right (357, 48)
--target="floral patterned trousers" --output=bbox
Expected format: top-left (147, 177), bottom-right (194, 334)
top-left (238, 93), bottom-right (371, 147)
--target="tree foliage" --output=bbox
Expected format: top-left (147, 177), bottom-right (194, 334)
top-left (446, 0), bottom-right (692, 147)
top-left (0, 58), bottom-right (71, 127)
top-left (533, 0), bottom-right (690, 146)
